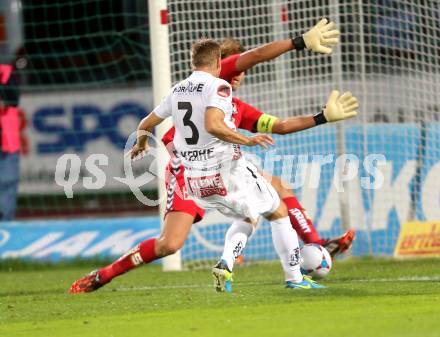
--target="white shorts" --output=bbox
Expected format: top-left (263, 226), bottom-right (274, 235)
top-left (184, 158), bottom-right (280, 222)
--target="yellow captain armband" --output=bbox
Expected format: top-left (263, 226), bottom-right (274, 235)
top-left (256, 114), bottom-right (278, 133)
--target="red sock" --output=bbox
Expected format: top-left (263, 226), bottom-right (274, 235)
top-left (98, 238), bottom-right (158, 284)
top-left (283, 196), bottom-right (326, 245)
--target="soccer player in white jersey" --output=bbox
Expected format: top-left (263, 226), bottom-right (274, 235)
top-left (130, 39), bottom-right (337, 290)
top-left (68, 19), bottom-right (356, 294)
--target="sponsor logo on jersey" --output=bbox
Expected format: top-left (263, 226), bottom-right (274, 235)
top-left (179, 148), bottom-right (215, 161)
top-left (173, 81), bottom-right (205, 93)
top-left (187, 173), bottom-right (228, 198)
top-left (217, 85), bottom-right (231, 98)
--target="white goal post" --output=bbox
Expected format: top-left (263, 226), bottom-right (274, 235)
top-left (148, 0), bottom-right (181, 271)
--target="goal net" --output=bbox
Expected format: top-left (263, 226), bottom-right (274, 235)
top-left (165, 0), bottom-right (440, 266)
top-left (2, 0), bottom-right (439, 266)
top-left (2, 0), bottom-right (154, 219)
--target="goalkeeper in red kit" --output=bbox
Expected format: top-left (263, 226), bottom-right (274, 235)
top-left (69, 19), bottom-right (356, 293)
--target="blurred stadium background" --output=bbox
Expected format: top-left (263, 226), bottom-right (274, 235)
top-left (0, 0), bottom-right (439, 268)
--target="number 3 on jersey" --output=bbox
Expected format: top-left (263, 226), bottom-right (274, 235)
top-left (179, 101), bottom-right (199, 145)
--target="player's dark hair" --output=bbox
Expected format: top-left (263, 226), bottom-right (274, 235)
top-left (220, 38), bottom-right (245, 59)
top-left (191, 39), bottom-right (221, 68)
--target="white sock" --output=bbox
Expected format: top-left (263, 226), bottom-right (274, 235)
top-left (270, 216), bottom-right (303, 283)
top-left (220, 220), bottom-right (254, 271)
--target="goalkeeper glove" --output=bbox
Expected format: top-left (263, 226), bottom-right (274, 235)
top-left (293, 18), bottom-right (340, 54)
top-left (314, 90), bottom-right (359, 125)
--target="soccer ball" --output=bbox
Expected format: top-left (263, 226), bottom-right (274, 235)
top-left (300, 244), bottom-right (332, 279)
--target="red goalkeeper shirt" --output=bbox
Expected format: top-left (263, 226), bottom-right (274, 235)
top-left (219, 54), bottom-right (241, 83)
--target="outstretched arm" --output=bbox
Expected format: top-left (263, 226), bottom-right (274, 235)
top-left (271, 115), bottom-right (316, 135)
top-left (238, 91), bottom-right (359, 135)
top-left (272, 91), bottom-right (359, 134)
top-left (234, 18), bottom-right (340, 72)
top-left (234, 40), bottom-right (294, 72)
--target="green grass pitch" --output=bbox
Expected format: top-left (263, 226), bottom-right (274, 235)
top-left (1, 258), bottom-right (440, 337)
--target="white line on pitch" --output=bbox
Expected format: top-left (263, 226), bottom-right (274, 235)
top-left (115, 275), bottom-right (440, 292)
top-left (351, 275), bottom-right (440, 282)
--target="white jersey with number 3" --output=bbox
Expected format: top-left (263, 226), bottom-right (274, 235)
top-left (153, 70), bottom-right (240, 170)
top-left (153, 70), bottom-right (280, 222)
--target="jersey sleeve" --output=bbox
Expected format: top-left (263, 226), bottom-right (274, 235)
top-left (205, 79), bottom-right (232, 113)
top-left (236, 98), bottom-right (264, 132)
top-left (220, 54), bottom-right (241, 83)
top-left (152, 92), bottom-right (172, 119)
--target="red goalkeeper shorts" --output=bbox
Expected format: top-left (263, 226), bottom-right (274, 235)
top-left (164, 161), bottom-right (205, 223)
